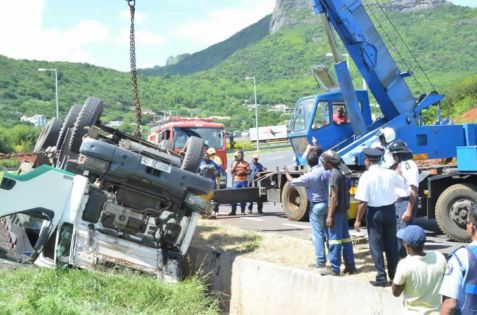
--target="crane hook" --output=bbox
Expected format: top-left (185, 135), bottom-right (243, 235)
top-left (126, 0), bottom-right (135, 8)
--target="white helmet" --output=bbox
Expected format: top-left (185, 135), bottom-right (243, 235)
top-left (379, 127), bottom-right (396, 144)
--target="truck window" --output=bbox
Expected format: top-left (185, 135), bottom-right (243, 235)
top-left (292, 98), bottom-right (314, 133)
top-left (0, 212), bottom-right (52, 263)
top-left (312, 101), bottom-right (330, 130)
top-left (173, 127), bottom-right (225, 149)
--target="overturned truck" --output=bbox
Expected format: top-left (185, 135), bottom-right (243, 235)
top-left (0, 97), bottom-right (214, 280)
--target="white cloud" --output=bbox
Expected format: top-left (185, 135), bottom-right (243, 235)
top-left (174, 0), bottom-right (275, 46)
top-left (119, 9), bottom-right (147, 23)
top-left (118, 28), bottom-right (166, 46)
top-left (0, 0), bottom-right (109, 64)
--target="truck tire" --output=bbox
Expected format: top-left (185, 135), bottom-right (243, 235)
top-left (56, 104), bottom-right (81, 150)
top-left (181, 136), bottom-right (203, 173)
top-left (435, 183), bottom-right (477, 242)
top-left (281, 181), bottom-right (309, 221)
top-left (69, 97), bottom-right (104, 153)
top-left (33, 117), bottom-right (62, 153)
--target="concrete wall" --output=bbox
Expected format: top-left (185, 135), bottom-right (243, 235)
top-left (230, 257), bottom-right (406, 315)
top-left (186, 246), bottom-right (407, 315)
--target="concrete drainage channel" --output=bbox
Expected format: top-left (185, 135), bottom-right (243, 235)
top-left (184, 245), bottom-right (405, 315)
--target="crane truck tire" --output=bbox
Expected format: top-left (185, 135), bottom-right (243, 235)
top-left (69, 97), bottom-right (104, 153)
top-left (56, 104), bottom-right (81, 150)
top-left (181, 136), bottom-right (203, 173)
top-left (33, 117), bottom-right (63, 153)
top-left (435, 183), bottom-right (477, 242)
top-left (281, 181), bottom-right (309, 221)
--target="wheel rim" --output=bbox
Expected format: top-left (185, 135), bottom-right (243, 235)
top-left (287, 188), bottom-right (300, 212)
top-left (450, 198), bottom-right (475, 228)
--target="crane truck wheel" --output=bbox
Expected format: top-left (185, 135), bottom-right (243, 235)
top-left (181, 136), bottom-right (204, 173)
top-left (56, 104), bottom-right (82, 150)
top-left (33, 117), bottom-right (63, 153)
top-left (435, 183), bottom-right (477, 242)
top-left (69, 97), bottom-right (104, 153)
top-left (281, 181), bottom-right (309, 221)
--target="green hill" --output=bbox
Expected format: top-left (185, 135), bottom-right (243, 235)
top-left (0, 2), bottom-right (476, 153)
top-left (139, 15), bottom-right (272, 76)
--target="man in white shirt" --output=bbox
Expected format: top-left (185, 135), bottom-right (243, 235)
top-left (440, 204), bottom-right (477, 314)
top-left (392, 225), bottom-right (446, 314)
top-left (389, 140), bottom-right (420, 258)
top-left (355, 147), bottom-right (407, 287)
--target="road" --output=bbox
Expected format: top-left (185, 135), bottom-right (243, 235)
top-left (219, 149), bottom-right (466, 256)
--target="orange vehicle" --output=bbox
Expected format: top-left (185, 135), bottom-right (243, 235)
top-left (148, 116), bottom-right (228, 187)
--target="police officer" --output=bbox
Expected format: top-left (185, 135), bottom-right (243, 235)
top-left (371, 127), bottom-right (396, 169)
top-left (440, 204), bottom-right (477, 314)
top-left (354, 147), bottom-right (407, 287)
top-left (389, 140), bottom-right (419, 258)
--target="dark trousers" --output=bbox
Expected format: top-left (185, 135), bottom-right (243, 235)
top-left (367, 204), bottom-right (399, 284)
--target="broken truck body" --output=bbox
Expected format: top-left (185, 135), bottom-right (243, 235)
top-left (0, 97), bottom-right (215, 280)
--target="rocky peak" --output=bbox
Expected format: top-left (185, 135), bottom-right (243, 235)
top-left (269, 0), bottom-right (450, 34)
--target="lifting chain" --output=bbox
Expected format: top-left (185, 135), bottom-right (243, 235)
top-left (127, 0), bottom-right (142, 138)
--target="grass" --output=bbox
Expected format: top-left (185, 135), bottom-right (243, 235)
top-left (0, 268), bottom-right (219, 315)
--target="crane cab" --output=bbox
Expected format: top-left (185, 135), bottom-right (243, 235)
top-left (288, 90), bottom-right (373, 166)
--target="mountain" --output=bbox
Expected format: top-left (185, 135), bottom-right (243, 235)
top-left (0, 0), bottom-right (476, 142)
top-left (139, 15), bottom-right (271, 76)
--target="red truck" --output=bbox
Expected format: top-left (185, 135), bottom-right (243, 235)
top-left (148, 116), bottom-right (228, 188)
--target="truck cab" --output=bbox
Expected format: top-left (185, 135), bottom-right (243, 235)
top-left (288, 90), bottom-right (374, 166)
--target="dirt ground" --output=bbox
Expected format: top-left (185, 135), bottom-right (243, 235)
top-left (192, 219), bottom-right (378, 281)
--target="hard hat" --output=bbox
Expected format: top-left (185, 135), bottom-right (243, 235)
top-left (234, 150), bottom-right (244, 156)
top-left (252, 154), bottom-right (259, 159)
top-left (388, 139), bottom-right (412, 154)
top-left (378, 127), bottom-right (396, 144)
top-left (207, 147), bottom-right (216, 155)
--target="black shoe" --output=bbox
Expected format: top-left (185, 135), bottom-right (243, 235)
top-left (369, 280), bottom-right (389, 287)
top-left (241, 211), bottom-right (246, 215)
top-left (248, 210), bottom-right (253, 214)
top-left (247, 205), bottom-right (253, 211)
top-left (258, 209), bottom-right (263, 214)
top-left (343, 267), bottom-right (357, 275)
top-left (227, 212), bottom-right (236, 216)
top-left (320, 269), bottom-right (340, 276)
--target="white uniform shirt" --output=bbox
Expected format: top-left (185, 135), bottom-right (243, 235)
top-left (355, 164), bottom-right (407, 207)
top-left (439, 242), bottom-right (477, 309)
top-left (395, 159), bottom-right (419, 198)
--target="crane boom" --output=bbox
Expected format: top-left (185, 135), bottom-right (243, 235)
top-left (312, 0), bottom-right (417, 120)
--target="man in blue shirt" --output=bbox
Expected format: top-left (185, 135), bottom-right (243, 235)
top-left (284, 148), bottom-right (330, 269)
top-left (199, 152), bottom-right (222, 218)
top-left (248, 154), bottom-right (266, 214)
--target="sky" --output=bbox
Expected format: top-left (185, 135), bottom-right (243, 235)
top-left (0, 0), bottom-right (475, 72)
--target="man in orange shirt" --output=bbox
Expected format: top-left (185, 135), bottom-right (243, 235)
top-left (229, 150), bottom-right (250, 215)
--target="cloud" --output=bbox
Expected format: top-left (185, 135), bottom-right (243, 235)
top-left (174, 0), bottom-right (275, 46)
top-left (118, 29), bottom-right (166, 46)
top-left (0, 0), bottom-right (110, 64)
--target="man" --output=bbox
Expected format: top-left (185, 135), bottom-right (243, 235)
top-left (199, 152), bottom-right (222, 218)
top-left (371, 127), bottom-right (396, 169)
top-left (320, 150), bottom-right (356, 276)
top-left (230, 150), bottom-right (250, 215)
top-left (440, 204), bottom-right (477, 314)
top-left (284, 148), bottom-right (330, 269)
top-left (207, 147), bottom-right (223, 188)
top-left (332, 107), bottom-right (348, 125)
top-left (354, 147), bottom-right (407, 287)
top-left (248, 154), bottom-right (266, 214)
top-left (389, 140), bottom-right (420, 258)
top-left (392, 225), bottom-right (446, 313)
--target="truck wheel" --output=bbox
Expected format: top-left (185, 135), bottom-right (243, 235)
top-left (56, 104), bottom-right (81, 150)
top-left (181, 136), bottom-right (203, 173)
top-left (281, 181), bottom-right (309, 221)
top-left (435, 183), bottom-right (477, 242)
top-left (69, 97), bottom-right (104, 153)
top-left (33, 117), bottom-right (62, 153)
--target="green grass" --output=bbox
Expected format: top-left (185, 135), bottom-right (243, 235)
top-left (0, 268), bottom-right (219, 315)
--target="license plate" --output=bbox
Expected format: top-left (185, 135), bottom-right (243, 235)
top-left (140, 157), bottom-right (171, 173)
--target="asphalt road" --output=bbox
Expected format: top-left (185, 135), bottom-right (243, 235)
top-left (219, 149), bottom-right (467, 256)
